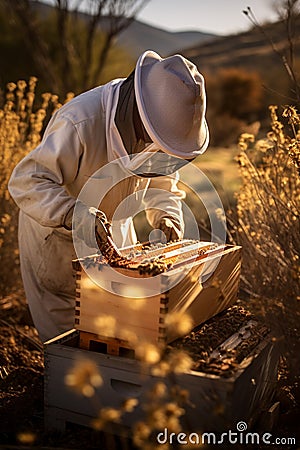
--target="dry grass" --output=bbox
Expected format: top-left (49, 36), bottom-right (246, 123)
top-left (229, 105), bottom-right (300, 380)
top-left (0, 78), bottom-right (73, 296)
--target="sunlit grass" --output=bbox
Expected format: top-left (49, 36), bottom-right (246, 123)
top-left (0, 78), bottom-right (73, 295)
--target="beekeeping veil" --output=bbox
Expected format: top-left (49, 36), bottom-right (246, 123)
top-left (114, 50), bottom-right (209, 177)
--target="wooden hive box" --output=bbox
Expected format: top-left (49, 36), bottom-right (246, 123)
top-left (72, 242), bottom-right (242, 351)
top-left (44, 314), bottom-right (279, 435)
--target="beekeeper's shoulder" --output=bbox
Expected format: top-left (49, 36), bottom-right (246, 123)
top-left (56, 79), bottom-right (123, 126)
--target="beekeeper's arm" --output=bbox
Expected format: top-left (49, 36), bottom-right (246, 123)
top-left (8, 113), bottom-right (112, 251)
top-left (8, 112), bottom-right (81, 228)
top-left (143, 172), bottom-right (185, 241)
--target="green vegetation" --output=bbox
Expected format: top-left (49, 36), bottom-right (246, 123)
top-left (0, 1), bottom-right (136, 96)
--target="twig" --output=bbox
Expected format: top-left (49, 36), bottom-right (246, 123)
top-left (243, 5), bottom-right (300, 104)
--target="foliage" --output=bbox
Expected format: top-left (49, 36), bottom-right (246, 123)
top-left (0, 78), bottom-right (73, 296)
top-left (229, 105), bottom-right (300, 377)
top-left (0, 0), bottom-right (142, 95)
top-left (206, 68), bottom-right (264, 146)
top-left (244, 2), bottom-right (300, 106)
top-left (0, 5), bottom-right (34, 87)
top-left (233, 106), bottom-right (299, 300)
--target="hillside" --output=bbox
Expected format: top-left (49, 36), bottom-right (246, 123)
top-left (31, 0), bottom-right (217, 58)
top-left (183, 17), bottom-right (300, 73)
top-left (115, 21), bottom-right (217, 58)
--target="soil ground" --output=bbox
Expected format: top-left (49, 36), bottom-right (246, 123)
top-left (0, 289), bottom-right (299, 450)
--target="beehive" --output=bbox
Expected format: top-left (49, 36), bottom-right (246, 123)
top-left (72, 241), bottom-right (242, 350)
top-left (44, 310), bottom-right (279, 434)
top-left (45, 242), bottom-right (280, 435)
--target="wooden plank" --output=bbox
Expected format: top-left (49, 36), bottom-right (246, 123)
top-left (119, 238), bottom-right (198, 259)
top-left (75, 274), bottom-right (166, 342)
top-left (166, 247), bottom-right (242, 341)
top-left (256, 401), bottom-right (280, 431)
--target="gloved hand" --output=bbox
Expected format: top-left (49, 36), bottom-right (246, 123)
top-left (63, 203), bottom-right (122, 261)
top-left (63, 202), bottom-right (98, 248)
top-left (158, 217), bottom-right (182, 242)
top-left (92, 208), bottom-right (123, 261)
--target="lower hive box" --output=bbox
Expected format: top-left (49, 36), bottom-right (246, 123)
top-left (72, 241), bottom-right (242, 347)
top-left (44, 306), bottom-right (279, 435)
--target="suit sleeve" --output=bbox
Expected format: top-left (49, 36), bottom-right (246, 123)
top-left (143, 172), bottom-right (185, 235)
top-left (8, 112), bottom-right (83, 228)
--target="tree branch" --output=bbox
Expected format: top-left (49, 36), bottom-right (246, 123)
top-left (4, 0), bottom-right (60, 92)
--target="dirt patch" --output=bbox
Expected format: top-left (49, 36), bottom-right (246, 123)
top-left (0, 291), bottom-right (111, 449)
top-left (0, 291), bottom-right (43, 446)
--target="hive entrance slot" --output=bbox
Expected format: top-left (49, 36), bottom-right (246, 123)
top-left (119, 347), bottom-right (135, 358)
top-left (89, 340), bottom-right (107, 354)
top-left (79, 331), bottom-right (135, 358)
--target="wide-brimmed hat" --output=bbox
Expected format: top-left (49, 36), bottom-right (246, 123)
top-left (134, 50), bottom-right (209, 159)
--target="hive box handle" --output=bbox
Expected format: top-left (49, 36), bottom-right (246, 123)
top-left (111, 378), bottom-right (142, 397)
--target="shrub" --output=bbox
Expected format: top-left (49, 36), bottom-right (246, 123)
top-left (229, 105), bottom-right (300, 378)
top-left (205, 68), bottom-right (264, 146)
top-left (0, 78), bottom-right (72, 295)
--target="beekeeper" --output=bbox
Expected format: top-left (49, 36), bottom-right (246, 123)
top-left (8, 50), bottom-right (209, 342)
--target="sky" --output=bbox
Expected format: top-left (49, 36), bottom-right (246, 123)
top-left (136, 0), bottom-right (279, 35)
top-left (41, 0), bottom-right (280, 36)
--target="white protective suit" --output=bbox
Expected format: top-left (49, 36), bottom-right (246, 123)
top-left (8, 79), bottom-right (185, 342)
